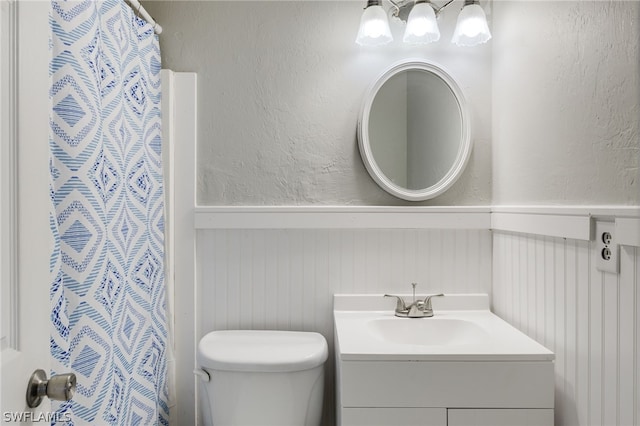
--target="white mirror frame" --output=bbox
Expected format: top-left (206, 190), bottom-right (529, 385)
top-left (357, 59), bottom-right (472, 201)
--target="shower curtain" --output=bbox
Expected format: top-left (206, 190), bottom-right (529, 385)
top-left (48, 0), bottom-right (168, 424)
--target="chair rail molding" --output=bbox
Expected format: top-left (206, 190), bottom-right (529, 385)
top-left (491, 205), bottom-right (640, 245)
top-left (194, 206), bottom-right (491, 230)
top-left (192, 206), bottom-right (640, 247)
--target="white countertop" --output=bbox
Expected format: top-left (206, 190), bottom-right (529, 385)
top-left (334, 294), bottom-right (555, 362)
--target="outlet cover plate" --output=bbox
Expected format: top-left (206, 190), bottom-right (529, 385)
top-left (595, 220), bottom-right (618, 274)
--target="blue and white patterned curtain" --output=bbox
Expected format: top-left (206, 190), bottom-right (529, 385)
top-left (48, 1), bottom-right (168, 424)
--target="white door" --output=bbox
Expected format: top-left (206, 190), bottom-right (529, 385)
top-left (1, 0), bottom-right (56, 422)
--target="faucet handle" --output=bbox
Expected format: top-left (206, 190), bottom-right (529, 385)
top-left (384, 294), bottom-right (407, 312)
top-left (422, 293), bottom-right (444, 316)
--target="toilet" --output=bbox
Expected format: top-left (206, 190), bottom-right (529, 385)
top-left (196, 330), bottom-right (328, 426)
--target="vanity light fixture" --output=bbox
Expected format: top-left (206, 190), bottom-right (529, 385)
top-left (451, 0), bottom-right (492, 46)
top-left (403, 0), bottom-right (440, 44)
top-left (355, 0), bottom-right (394, 46)
top-left (356, 0), bottom-right (491, 47)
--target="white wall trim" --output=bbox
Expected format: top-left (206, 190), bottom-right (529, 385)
top-left (0, 0), bottom-right (18, 352)
top-left (491, 206), bottom-right (640, 244)
top-left (616, 218), bottom-right (640, 247)
top-left (491, 212), bottom-right (592, 241)
top-left (194, 206), bottom-right (491, 229)
top-left (491, 205), bottom-right (640, 218)
top-left (193, 206), bottom-right (640, 246)
top-left (159, 69), bottom-right (176, 425)
top-left (163, 71), bottom-right (198, 426)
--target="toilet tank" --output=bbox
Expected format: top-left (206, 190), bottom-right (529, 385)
top-left (197, 330), bottom-right (328, 426)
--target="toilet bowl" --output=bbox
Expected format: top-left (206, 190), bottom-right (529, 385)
top-left (196, 330), bottom-right (328, 426)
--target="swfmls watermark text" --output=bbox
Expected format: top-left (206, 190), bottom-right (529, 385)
top-left (3, 411), bottom-right (72, 423)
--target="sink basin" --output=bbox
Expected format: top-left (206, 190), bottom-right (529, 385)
top-left (367, 317), bottom-right (489, 346)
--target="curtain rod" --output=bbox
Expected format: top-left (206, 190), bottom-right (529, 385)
top-left (125, 0), bottom-right (162, 34)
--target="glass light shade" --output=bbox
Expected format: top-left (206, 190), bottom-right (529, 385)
top-left (403, 2), bottom-right (440, 44)
top-left (451, 3), bottom-right (491, 47)
top-left (356, 5), bottom-right (393, 46)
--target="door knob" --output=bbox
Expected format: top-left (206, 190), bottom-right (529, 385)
top-left (26, 369), bottom-right (76, 408)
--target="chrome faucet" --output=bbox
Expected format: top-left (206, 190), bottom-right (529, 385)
top-left (384, 283), bottom-right (444, 318)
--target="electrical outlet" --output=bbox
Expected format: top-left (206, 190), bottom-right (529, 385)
top-left (595, 221), bottom-right (618, 274)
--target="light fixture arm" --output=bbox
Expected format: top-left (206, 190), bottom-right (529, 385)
top-left (365, 0), bottom-right (480, 20)
top-left (362, 0), bottom-right (401, 19)
top-left (388, 0), bottom-right (401, 18)
top-left (431, 0), bottom-right (456, 16)
top-left (387, 0), bottom-right (458, 20)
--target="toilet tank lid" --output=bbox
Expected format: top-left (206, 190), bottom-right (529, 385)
top-left (198, 330), bottom-right (329, 373)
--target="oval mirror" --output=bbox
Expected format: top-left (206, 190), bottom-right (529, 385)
top-left (357, 60), bottom-right (472, 201)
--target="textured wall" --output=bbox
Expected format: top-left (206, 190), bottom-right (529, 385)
top-left (147, 0), bottom-right (640, 206)
top-left (492, 1), bottom-right (640, 205)
top-left (145, 1), bottom-right (492, 206)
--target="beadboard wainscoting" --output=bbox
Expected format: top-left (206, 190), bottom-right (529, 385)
top-left (189, 206), bottom-right (639, 425)
top-left (197, 227), bottom-right (492, 424)
top-left (493, 231), bottom-right (640, 426)
top-left (198, 228), bottom-right (492, 331)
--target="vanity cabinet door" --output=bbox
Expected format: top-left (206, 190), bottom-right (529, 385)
top-left (342, 407), bottom-right (446, 426)
top-left (447, 409), bottom-right (554, 426)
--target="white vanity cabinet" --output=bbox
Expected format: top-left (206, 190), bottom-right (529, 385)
top-left (333, 294), bottom-right (556, 426)
top-left (336, 357), bottom-right (554, 426)
top-left (340, 408), bottom-right (446, 426)
top-left (447, 409), bottom-right (554, 426)
top-left (339, 407), bottom-right (553, 426)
